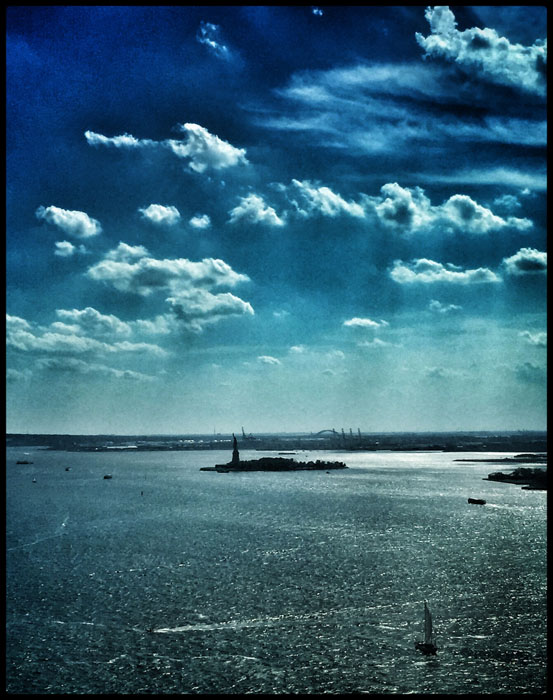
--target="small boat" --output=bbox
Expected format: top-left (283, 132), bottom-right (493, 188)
top-left (17, 460), bottom-right (33, 465)
top-left (103, 474), bottom-right (113, 479)
top-left (468, 498), bottom-right (486, 505)
top-left (415, 601), bottom-right (438, 655)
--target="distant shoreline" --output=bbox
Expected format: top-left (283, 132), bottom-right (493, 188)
top-left (6, 431), bottom-right (547, 454)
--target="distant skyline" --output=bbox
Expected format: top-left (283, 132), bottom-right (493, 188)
top-left (6, 6), bottom-right (547, 434)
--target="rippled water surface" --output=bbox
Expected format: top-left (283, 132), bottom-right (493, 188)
top-left (6, 447), bottom-right (547, 694)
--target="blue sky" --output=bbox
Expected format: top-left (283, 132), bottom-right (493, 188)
top-left (6, 6), bottom-right (547, 434)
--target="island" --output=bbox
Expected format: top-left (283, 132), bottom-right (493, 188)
top-left (483, 466), bottom-right (547, 491)
top-left (200, 435), bottom-right (347, 473)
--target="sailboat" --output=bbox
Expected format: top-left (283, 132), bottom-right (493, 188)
top-left (414, 601), bottom-right (438, 655)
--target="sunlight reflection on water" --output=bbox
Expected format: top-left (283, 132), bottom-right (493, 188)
top-left (6, 448), bottom-right (546, 694)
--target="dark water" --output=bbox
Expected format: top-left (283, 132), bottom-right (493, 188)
top-left (6, 447), bottom-right (546, 694)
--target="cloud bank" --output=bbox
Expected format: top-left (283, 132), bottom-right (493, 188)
top-left (416, 6), bottom-right (547, 96)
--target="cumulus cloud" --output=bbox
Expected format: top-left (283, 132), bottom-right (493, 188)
top-left (257, 355), bottom-right (281, 365)
top-left (7, 323), bottom-right (167, 358)
top-left (85, 244), bottom-right (253, 332)
top-left (55, 307), bottom-right (132, 338)
top-left (278, 180), bottom-right (532, 233)
top-left (130, 314), bottom-right (175, 336)
top-left (370, 183), bottom-right (432, 230)
top-left (228, 193), bottom-right (285, 226)
top-left (85, 123), bottom-right (248, 174)
top-left (167, 123), bottom-right (248, 173)
top-left (6, 315), bottom-right (32, 332)
top-left (196, 21), bottom-right (231, 60)
top-left (54, 241), bottom-right (77, 257)
top-left (428, 299), bottom-right (462, 314)
top-left (87, 247), bottom-right (250, 296)
top-left (390, 258), bottom-right (501, 284)
top-left (343, 317), bottom-right (389, 329)
top-left (416, 6), bottom-right (547, 96)
top-left (189, 214), bottom-right (211, 229)
top-left (289, 179), bottom-right (366, 218)
top-left (502, 247), bottom-right (547, 276)
top-left (139, 204), bottom-right (181, 226)
top-left (167, 289), bottom-right (254, 333)
top-left (519, 330), bottom-right (547, 348)
top-left (364, 183), bottom-right (532, 234)
top-left (36, 205), bottom-right (102, 238)
top-left (105, 242), bottom-right (151, 262)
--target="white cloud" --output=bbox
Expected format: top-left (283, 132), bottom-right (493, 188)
top-left (519, 330), bottom-right (547, 348)
top-left (343, 317), bottom-right (388, 329)
top-left (7, 324), bottom-right (167, 358)
top-left (257, 61), bottom-right (546, 159)
top-left (370, 183), bottom-right (433, 230)
top-left (228, 193), bottom-right (285, 226)
top-left (167, 123), bottom-right (248, 173)
top-left (428, 299), bottom-right (462, 314)
top-left (358, 338), bottom-right (396, 348)
top-left (390, 258), bottom-right (501, 284)
top-left (290, 179), bottom-right (365, 218)
top-left (85, 245), bottom-right (254, 333)
top-left (84, 130), bottom-right (155, 148)
top-left (54, 241), bottom-right (76, 257)
top-left (130, 314), bottom-right (175, 336)
top-left (438, 194), bottom-right (531, 234)
top-left (55, 307), bottom-right (132, 338)
top-left (167, 289), bottom-right (254, 333)
top-left (6, 315), bottom-right (32, 332)
top-left (105, 242), bottom-right (151, 262)
top-left (364, 183), bottom-right (532, 234)
top-left (87, 247), bottom-right (250, 296)
top-left (196, 21), bottom-right (231, 60)
top-left (85, 123), bottom-right (248, 174)
top-left (416, 167), bottom-right (547, 192)
top-left (502, 247), bottom-right (547, 276)
top-left (36, 205), bottom-right (102, 238)
top-left (189, 214), bottom-right (211, 229)
top-left (139, 204), bottom-right (181, 226)
top-left (257, 355), bottom-right (281, 365)
top-left (416, 6), bottom-right (547, 96)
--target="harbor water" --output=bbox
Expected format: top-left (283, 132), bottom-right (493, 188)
top-left (6, 447), bottom-right (547, 694)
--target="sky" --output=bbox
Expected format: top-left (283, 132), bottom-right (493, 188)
top-left (6, 5), bottom-right (547, 435)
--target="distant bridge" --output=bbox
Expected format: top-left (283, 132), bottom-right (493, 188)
top-left (312, 429), bottom-right (340, 437)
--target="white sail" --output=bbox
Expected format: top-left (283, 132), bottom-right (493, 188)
top-left (424, 602), bottom-right (433, 644)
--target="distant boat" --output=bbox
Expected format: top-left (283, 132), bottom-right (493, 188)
top-left (103, 474), bottom-right (113, 479)
top-left (17, 460), bottom-right (33, 465)
top-left (415, 601), bottom-right (438, 655)
top-left (468, 498), bottom-right (486, 505)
